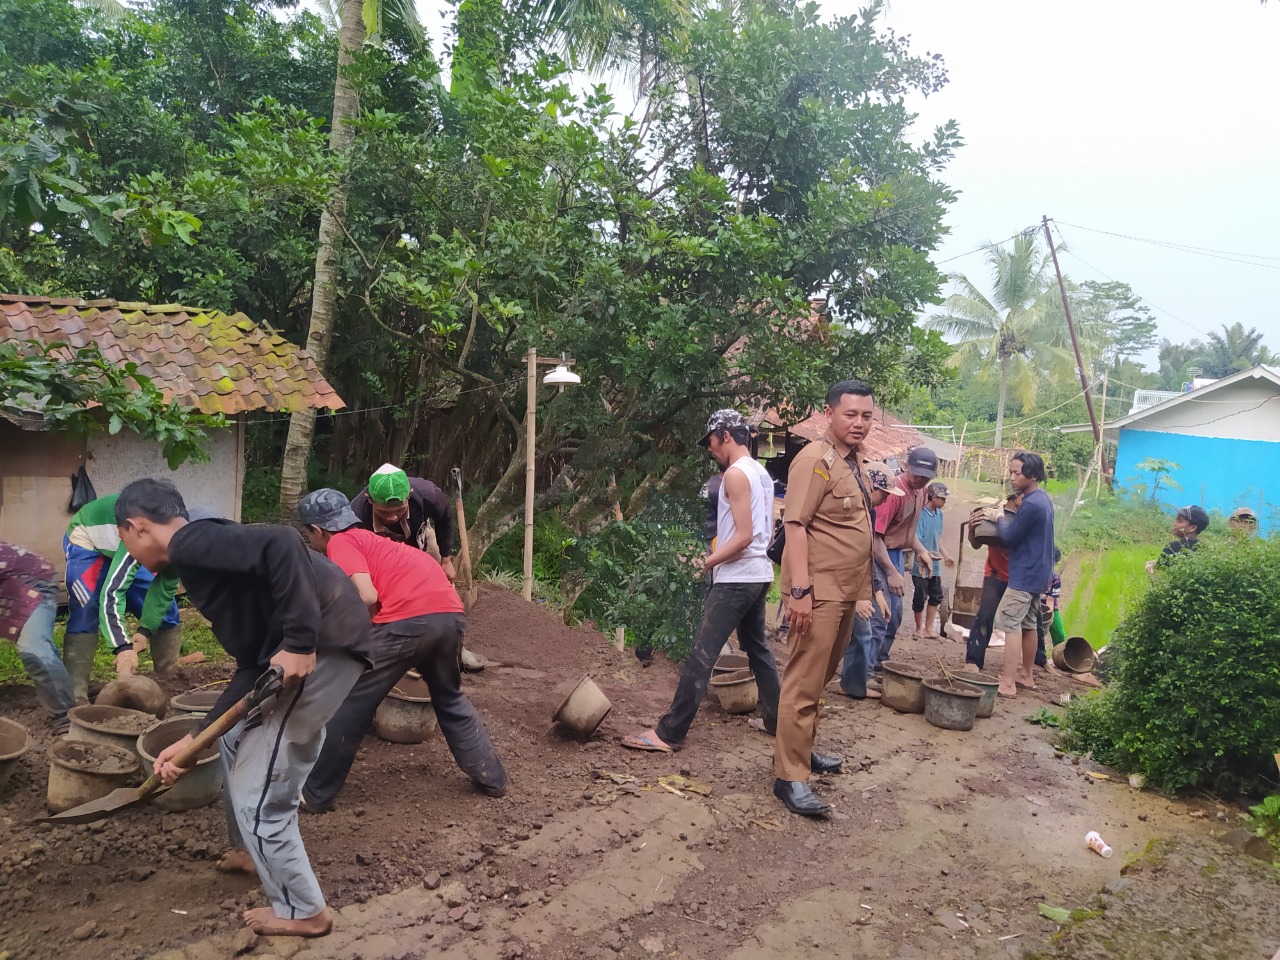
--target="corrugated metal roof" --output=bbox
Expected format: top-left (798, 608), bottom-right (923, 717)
top-left (0, 294), bottom-right (344, 415)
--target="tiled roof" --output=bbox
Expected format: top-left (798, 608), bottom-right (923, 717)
top-left (754, 404), bottom-right (929, 465)
top-left (0, 295), bottom-right (343, 415)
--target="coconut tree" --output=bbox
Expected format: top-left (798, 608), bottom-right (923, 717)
top-left (929, 232), bottom-right (1080, 447)
top-left (1201, 322), bottom-right (1275, 377)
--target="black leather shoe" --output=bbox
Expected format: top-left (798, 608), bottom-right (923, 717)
top-left (773, 779), bottom-right (830, 817)
top-left (476, 780), bottom-right (508, 798)
top-left (810, 752), bottom-right (843, 775)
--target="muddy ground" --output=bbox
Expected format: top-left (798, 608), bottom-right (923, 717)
top-left (1, 582), bottom-right (1276, 960)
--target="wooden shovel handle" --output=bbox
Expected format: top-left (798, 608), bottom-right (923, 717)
top-left (140, 687), bottom-right (257, 793)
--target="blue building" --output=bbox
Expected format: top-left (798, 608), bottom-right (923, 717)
top-left (1095, 366), bottom-right (1280, 535)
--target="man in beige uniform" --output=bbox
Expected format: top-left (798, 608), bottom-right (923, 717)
top-left (774, 379), bottom-right (877, 818)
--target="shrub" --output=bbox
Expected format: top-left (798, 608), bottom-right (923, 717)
top-left (1061, 536), bottom-right (1280, 796)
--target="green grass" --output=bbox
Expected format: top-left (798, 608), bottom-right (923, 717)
top-left (1063, 546), bottom-right (1151, 648)
top-left (0, 604), bottom-right (230, 687)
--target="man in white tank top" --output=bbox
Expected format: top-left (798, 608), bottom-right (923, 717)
top-left (622, 410), bottom-right (782, 753)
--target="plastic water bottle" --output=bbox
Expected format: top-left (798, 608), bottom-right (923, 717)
top-left (1085, 831), bottom-right (1113, 858)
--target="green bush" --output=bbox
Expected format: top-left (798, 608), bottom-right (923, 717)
top-left (1060, 536), bottom-right (1280, 796)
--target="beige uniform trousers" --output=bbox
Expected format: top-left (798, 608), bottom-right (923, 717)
top-left (773, 598), bottom-right (855, 781)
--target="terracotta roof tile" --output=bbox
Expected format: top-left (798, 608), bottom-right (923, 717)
top-left (0, 295), bottom-right (344, 415)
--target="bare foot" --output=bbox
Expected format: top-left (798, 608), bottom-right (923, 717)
top-left (1016, 675), bottom-right (1037, 690)
top-left (1041, 659), bottom-right (1060, 675)
top-left (243, 906), bottom-right (333, 938)
top-left (997, 681), bottom-right (1018, 698)
top-left (960, 663), bottom-right (980, 673)
top-left (216, 850), bottom-right (256, 875)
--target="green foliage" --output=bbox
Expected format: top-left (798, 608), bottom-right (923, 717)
top-left (1056, 490), bottom-right (1174, 555)
top-left (1157, 323), bottom-right (1277, 389)
top-left (567, 495), bottom-right (705, 661)
top-left (1063, 546), bottom-right (1151, 649)
top-left (1247, 794), bottom-right (1280, 851)
top-left (0, 339), bottom-right (224, 467)
top-left (1061, 537), bottom-right (1280, 796)
top-left (1129, 457), bottom-right (1181, 503)
top-left (1027, 707), bottom-right (1061, 728)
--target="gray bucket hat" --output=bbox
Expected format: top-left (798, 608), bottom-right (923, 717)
top-left (298, 488), bottom-right (362, 532)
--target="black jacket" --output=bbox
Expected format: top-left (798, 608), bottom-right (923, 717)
top-left (350, 477), bottom-right (456, 557)
top-left (168, 519), bottom-right (375, 729)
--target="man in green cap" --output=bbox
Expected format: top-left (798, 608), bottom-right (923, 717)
top-left (350, 464), bottom-right (457, 581)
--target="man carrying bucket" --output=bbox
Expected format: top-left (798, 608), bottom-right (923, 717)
top-left (296, 488), bottom-right (508, 810)
top-left (620, 409), bottom-right (781, 755)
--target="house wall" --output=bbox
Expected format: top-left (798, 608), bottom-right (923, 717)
top-left (1123, 378), bottom-right (1280, 442)
top-left (0, 417), bottom-right (245, 586)
top-left (1115, 428), bottom-right (1280, 535)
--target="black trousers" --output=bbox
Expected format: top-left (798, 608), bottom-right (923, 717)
top-left (655, 581), bottom-right (779, 746)
top-left (965, 576), bottom-right (1048, 671)
top-left (303, 612), bottom-right (507, 807)
top-left (912, 574), bottom-right (944, 612)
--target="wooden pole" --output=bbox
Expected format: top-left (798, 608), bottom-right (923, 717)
top-left (1042, 216), bottom-right (1101, 446)
top-left (523, 347), bottom-right (537, 602)
top-left (1095, 371), bottom-right (1109, 498)
top-left (955, 422), bottom-right (968, 480)
top-left (610, 472), bottom-right (626, 650)
top-left (1072, 450), bottom-right (1098, 520)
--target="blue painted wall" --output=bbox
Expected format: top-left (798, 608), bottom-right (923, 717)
top-left (1115, 429), bottom-right (1280, 535)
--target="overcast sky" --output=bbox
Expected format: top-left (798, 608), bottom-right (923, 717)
top-left (406, 0), bottom-right (1280, 360)
top-left (849, 0), bottom-right (1280, 358)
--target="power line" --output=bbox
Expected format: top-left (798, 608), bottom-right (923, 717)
top-left (244, 375), bottom-right (529, 426)
top-left (1050, 221), bottom-right (1211, 340)
top-left (1056, 220), bottom-right (1280, 269)
top-left (934, 226), bottom-right (1038, 266)
top-left (957, 379), bottom-right (1101, 440)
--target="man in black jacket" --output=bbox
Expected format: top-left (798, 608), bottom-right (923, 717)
top-left (115, 478), bottom-right (375, 940)
top-left (349, 464), bottom-right (457, 579)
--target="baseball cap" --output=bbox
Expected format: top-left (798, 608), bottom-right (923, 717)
top-left (298, 488), bottom-right (362, 532)
top-left (368, 463), bottom-right (411, 504)
top-left (863, 461), bottom-right (906, 497)
top-left (698, 409), bottom-right (751, 447)
top-left (1230, 506), bottom-right (1258, 524)
top-left (905, 446), bottom-right (939, 479)
top-left (1176, 504), bottom-right (1210, 532)
top-left (926, 482), bottom-right (949, 499)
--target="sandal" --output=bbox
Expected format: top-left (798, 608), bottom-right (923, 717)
top-left (621, 730), bottom-right (674, 753)
top-left (747, 718), bottom-right (774, 735)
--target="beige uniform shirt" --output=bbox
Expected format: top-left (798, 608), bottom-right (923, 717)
top-left (780, 429), bottom-right (874, 603)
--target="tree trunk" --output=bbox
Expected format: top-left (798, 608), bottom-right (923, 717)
top-left (994, 354), bottom-right (1009, 449)
top-left (277, 0), bottom-right (366, 519)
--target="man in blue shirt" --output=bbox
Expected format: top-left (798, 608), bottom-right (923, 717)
top-left (991, 452), bottom-right (1055, 699)
top-left (911, 482), bottom-right (954, 639)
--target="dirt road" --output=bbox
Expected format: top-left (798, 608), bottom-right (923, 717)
top-left (1, 579), bottom-right (1275, 960)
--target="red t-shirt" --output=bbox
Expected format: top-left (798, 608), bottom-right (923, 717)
top-left (326, 528), bottom-right (463, 623)
top-left (985, 545), bottom-right (1009, 583)
top-left (874, 477), bottom-right (929, 549)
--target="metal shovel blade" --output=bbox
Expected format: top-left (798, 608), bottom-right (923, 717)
top-left (36, 780), bottom-right (168, 825)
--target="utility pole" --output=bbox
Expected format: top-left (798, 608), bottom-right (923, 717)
top-left (1042, 215), bottom-right (1110, 490)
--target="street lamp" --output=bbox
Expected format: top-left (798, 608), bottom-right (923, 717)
top-left (524, 348), bottom-right (580, 601)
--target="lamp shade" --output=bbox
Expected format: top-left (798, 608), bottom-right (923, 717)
top-left (543, 363), bottom-right (581, 386)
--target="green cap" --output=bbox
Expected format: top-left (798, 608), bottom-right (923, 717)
top-left (368, 463), bottom-right (410, 504)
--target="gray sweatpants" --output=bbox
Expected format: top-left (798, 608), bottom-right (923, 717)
top-left (222, 652), bottom-right (364, 920)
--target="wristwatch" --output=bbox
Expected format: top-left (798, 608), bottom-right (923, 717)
top-left (789, 585), bottom-right (813, 599)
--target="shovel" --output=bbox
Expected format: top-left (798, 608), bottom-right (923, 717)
top-left (37, 666), bottom-right (284, 825)
top-left (451, 467), bottom-right (478, 613)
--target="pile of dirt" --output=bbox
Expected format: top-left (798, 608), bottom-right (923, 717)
top-left (50, 740), bottom-right (138, 774)
top-left (72, 708), bottom-right (157, 736)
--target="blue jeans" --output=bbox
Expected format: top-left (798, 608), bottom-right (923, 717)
top-left (15, 593), bottom-right (75, 726)
top-left (870, 549), bottom-right (905, 669)
top-left (838, 613), bottom-right (876, 697)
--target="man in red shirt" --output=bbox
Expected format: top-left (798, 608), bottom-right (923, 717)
top-left (296, 489), bottom-right (507, 811)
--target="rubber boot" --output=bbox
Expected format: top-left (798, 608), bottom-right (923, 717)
top-left (150, 625), bottom-right (183, 678)
top-left (62, 631), bottom-right (99, 703)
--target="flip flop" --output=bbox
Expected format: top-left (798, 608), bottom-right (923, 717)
top-left (747, 718), bottom-right (774, 735)
top-left (621, 731), bottom-right (674, 753)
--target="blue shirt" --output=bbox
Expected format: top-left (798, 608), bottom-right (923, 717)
top-left (995, 488), bottom-right (1056, 593)
top-left (914, 506), bottom-right (944, 577)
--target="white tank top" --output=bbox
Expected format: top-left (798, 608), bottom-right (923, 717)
top-left (713, 456), bottom-right (775, 584)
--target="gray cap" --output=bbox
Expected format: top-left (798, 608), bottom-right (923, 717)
top-left (926, 482), bottom-right (949, 499)
top-left (905, 446), bottom-right (939, 479)
top-left (298, 488), bottom-right (362, 532)
top-left (698, 409), bottom-right (752, 447)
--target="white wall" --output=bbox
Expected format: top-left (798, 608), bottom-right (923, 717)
top-left (86, 417), bottom-right (244, 522)
top-left (1126, 377), bottom-right (1280, 442)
